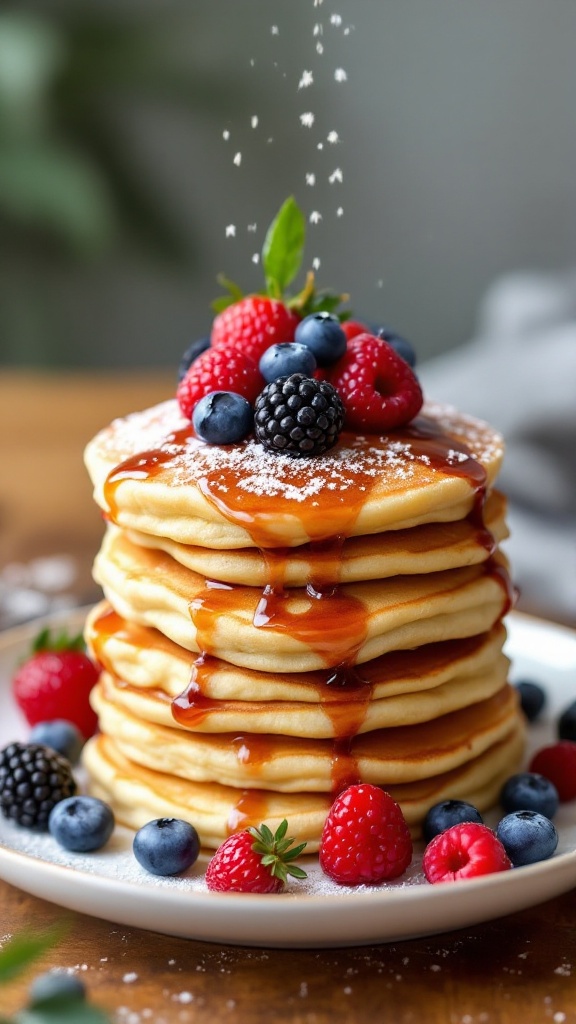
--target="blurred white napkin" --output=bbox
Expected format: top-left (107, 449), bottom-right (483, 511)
top-left (419, 270), bottom-right (576, 622)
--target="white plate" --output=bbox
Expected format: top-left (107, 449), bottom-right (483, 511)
top-left (0, 610), bottom-right (575, 948)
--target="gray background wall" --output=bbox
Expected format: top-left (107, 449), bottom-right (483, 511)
top-left (2, 0), bottom-right (575, 368)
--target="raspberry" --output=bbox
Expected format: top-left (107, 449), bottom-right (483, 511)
top-left (205, 820), bottom-right (307, 893)
top-left (211, 296), bottom-right (300, 364)
top-left (177, 344), bottom-right (262, 420)
top-left (319, 783), bottom-right (413, 886)
top-left (12, 629), bottom-right (99, 739)
top-left (423, 822), bottom-right (511, 883)
top-left (529, 741), bottom-right (576, 802)
top-left (328, 333), bottom-right (423, 432)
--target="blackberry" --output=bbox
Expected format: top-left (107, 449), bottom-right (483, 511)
top-left (254, 373), bottom-right (345, 457)
top-left (0, 742), bottom-right (76, 830)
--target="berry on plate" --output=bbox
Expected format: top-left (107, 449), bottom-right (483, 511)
top-left (558, 699), bottom-right (576, 742)
top-left (49, 795), bottom-right (115, 852)
top-left (254, 373), bottom-right (345, 457)
top-left (529, 741), bottom-right (576, 802)
top-left (0, 742), bottom-right (76, 830)
top-left (29, 718), bottom-right (85, 763)
top-left (12, 629), bottom-right (100, 739)
top-left (192, 390), bottom-right (254, 445)
top-left (496, 810), bottom-right (558, 867)
top-left (133, 817), bottom-right (201, 876)
top-left (319, 783), bottom-right (413, 886)
top-left (500, 771), bottom-right (559, 819)
top-left (423, 822), bottom-right (511, 883)
top-left (328, 333), bottom-right (423, 432)
top-left (422, 799), bottom-right (483, 844)
top-left (205, 819), bottom-right (307, 893)
top-left (514, 679), bottom-right (546, 722)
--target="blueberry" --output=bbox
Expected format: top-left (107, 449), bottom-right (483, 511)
top-left (259, 342), bottom-right (317, 383)
top-left (294, 312), bottom-right (347, 367)
top-left (29, 720), bottom-right (84, 764)
top-left (49, 795), bottom-right (115, 852)
top-left (422, 799), bottom-right (483, 843)
top-left (515, 679), bottom-right (546, 722)
top-left (558, 699), bottom-right (576, 741)
top-left (133, 817), bottom-right (200, 876)
top-left (192, 391), bottom-right (253, 445)
top-left (380, 331), bottom-right (416, 368)
top-left (177, 337), bottom-right (210, 382)
top-left (500, 772), bottom-right (559, 819)
top-left (496, 810), bottom-right (558, 866)
top-left (29, 969), bottom-right (86, 1004)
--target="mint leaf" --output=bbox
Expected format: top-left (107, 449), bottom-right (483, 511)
top-left (262, 197), bottom-right (305, 298)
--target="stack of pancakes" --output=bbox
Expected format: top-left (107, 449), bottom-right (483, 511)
top-left (82, 398), bottom-right (524, 850)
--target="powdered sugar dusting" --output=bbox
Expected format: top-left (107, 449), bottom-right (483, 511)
top-left (88, 399), bottom-right (503, 507)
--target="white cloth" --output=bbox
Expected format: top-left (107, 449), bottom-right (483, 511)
top-left (419, 270), bottom-right (576, 623)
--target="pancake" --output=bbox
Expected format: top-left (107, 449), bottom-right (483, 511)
top-left (84, 399), bottom-right (505, 549)
top-left (125, 489), bottom-right (508, 586)
top-left (86, 602), bottom-right (508, 705)
top-left (91, 678), bottom-right (521, 790)
top-left (83, 385), bottom-right (522, 855)
top-left (83, 723), bottom-right (525, 849)
top-left (93, 526), bottom-right (511, 673)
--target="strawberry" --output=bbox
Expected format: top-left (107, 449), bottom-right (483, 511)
top-left (328, 333), bottom-right (423, 432)
top-left (176, 198), bottom-right (349, 425)
top-left (319, 783), bottom-right (413, 886)
top-left (211, 296), bottom-right (301, 365)
top-left (177, 343), bottom-right (262, 420)
top-left (12, 628), bottom-right (100, 739)
top-left (529, 741), bottom-right (576, 802)
top-left (205, 819), bottom-right (307, 893)
top-left (423, 822), bottom-right (512, 883)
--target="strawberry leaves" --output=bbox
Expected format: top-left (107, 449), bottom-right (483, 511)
top-left (247, 819), bottom-right (308, 885)
top-left (212, 197), bottom-right (348, 319)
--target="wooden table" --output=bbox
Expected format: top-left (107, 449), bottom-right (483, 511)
top-left (1, 370), bottom-right (575, 1023)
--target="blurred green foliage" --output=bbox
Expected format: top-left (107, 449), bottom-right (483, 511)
top-left (0, 929), bottom-right (110, 1022)
top-left (0, 6), bottom-right (240, 363)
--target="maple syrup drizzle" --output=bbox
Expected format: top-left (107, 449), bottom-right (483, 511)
top-left (102, 412), bottom-right (504, 813)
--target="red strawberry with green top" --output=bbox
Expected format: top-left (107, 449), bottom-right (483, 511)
top-left (205, 819), bottom-right (308, 893)
top-left (12, 628), bottom-right (100, 739)
top-left (177, 198), bottom-right (349, 424)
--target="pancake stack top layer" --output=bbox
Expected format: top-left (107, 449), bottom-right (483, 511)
top-left (82, 389), bottom-right (523, 850)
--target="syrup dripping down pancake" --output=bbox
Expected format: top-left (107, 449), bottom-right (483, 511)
top-left (90, 678), bottom-right (521, 791)
top-left (84, 400), bottom-right (505, 549)
top-left (93, 526), bottom-right (512, 673)
top-left (83, 723), bottom-right (525, 849)
top-left (125, 489), bottom-right (507, 587)
top-left (86, 602), bottom-right (508, 707)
